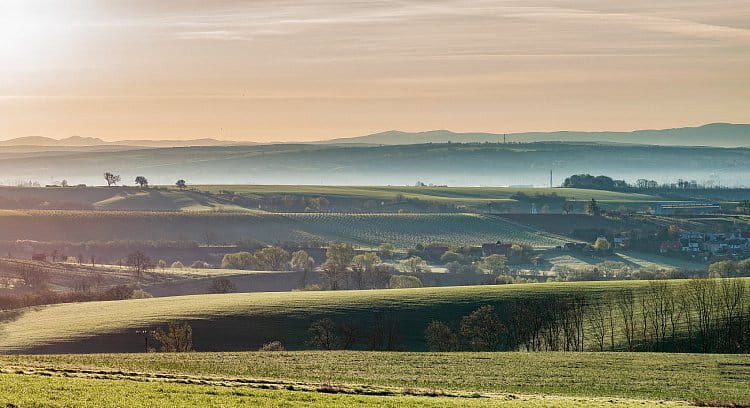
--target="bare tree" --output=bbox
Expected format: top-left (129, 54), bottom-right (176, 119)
top-left (616, 288), bottom-right (636, 351)
top-left (718, 278), bottom-right (746, 352)
top-left (126, 250), bottom-right (153, 281)
top-left (687, 278), bottom-right (718, 352)
top-left (337, 321), bottom-right (362, 349)
top-left (291, 250), bottom-right (315, 287)
top-left (587, 302), bottom-right (608, 351)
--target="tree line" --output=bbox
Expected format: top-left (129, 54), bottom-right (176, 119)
top-left (423, 279), bottom-right (749, 353)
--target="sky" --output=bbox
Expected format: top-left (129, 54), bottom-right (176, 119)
top-left (1, 0), bottom-right (749, 142)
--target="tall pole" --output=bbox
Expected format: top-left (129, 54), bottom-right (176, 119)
top-left (550, 170), bottom-right (553, 188)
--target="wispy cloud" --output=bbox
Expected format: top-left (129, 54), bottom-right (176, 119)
top-left (174, 30), bottom-right (248, 41)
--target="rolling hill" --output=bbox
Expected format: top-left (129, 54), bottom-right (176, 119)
top-left (321, 123), bottom-right (750, 147)
top-left (2, 142), bottom-right (750, 186)
top-left (2, 279), bottom-right (746, 354)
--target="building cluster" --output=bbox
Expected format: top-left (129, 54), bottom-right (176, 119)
top-left (660, 230), bottom-right (750, 260)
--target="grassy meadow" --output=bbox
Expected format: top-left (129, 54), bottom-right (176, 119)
top-left (1, 351), bottom-right (747, 407)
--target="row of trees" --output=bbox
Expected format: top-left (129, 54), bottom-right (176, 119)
top-left (221, 244), bottom-right (430, 290)
top-left (308, 315), bottom-right (404, 351)
top-left (425, 279), bottom-right (750, 353)
top-left (564, 174), bottom-right (720, 192)
top-left (103, 172), bottom-right (186, 189)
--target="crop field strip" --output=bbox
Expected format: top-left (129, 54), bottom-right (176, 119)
top-left (0, 209), bottom-right (566, 247)
top-left (1, 351), bottom-right (748, 406)
top-left (1, 279), bottom-right (748, 354)
top-left (198, 185), bottom-right (664, 204)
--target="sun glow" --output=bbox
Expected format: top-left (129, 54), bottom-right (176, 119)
top-left (0, 1), bottom-right (79, 79)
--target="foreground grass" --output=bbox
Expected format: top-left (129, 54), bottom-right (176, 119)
top-left (0, 372), bottom-right (695, 408)
top-left (1, 351), bottom-right (747, 406)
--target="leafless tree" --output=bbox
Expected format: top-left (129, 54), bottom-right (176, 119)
top-left (126, 250), bottom-right (153, 281)
top-left (616, 288), bottom-right (636, 351)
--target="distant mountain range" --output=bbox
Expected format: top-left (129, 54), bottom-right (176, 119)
top-left (0, 135), bottom-right (249, 148)
top-left (1, 123), bottom-right (748, 148)
top-left (320, 123), bottom-right (750, 147)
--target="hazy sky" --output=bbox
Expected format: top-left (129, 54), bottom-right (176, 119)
top-left (1, 0), bottom-right (749, 142)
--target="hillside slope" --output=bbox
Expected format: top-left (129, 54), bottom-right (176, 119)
top-left (0, 210), bottom-right (568, 247)
top-left (2, 280), bottom-right (744, 354)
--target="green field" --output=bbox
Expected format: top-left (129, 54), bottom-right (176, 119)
top-left (1, 351), bottom-right (747, 407)
top-left (545, 249), bottom-right (707, 271)
top-left (199, 184), bottom-right (664, 204)
top-left (0, 185), bottom-right (666, 213)
top-left (2, 279), bottom-right (746, 354)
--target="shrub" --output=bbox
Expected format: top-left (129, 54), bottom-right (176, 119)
top-left (259, 340), bottom-right (285, 351)
top-left (445, 261), bottom-right (461, 273)
top-left (389, 275), bottom-right (422, 289)
top-left (457, 264), bottom-right (481, 274)
top-left (208, 278), bottom-right (236, 293)
top-left (308, 318), bottom-right (338, 350)
top-left (709, 260), bottom-right (738, 278)
top-left (398, 256), bottom-right (430, 274)
top-left (495, 275), bottom-right (514, 284)
top-left (130, 289), bottom-right (153, 299)
top-left (221, 252), bottom-right (256, 270)
top-left (460, 305), bottom-right (504, 351)
top-left (190, 260), bottom-right (212, 269)
top-left (481, 254), bottom-right (508, 274)
top-left (377, 243), bottom-right (395, 259)
top-left (153, 322), bottom-right (193, 352)
top-left (101, 285), bottom-right (134, 300)
top-left (440, 251), bottom-right (467, 265)
top-left (295, 284), bottom-right (322, 291)
top-left (593, 237), bottom-right (611, 254)
top-left (425, 321), bottom-right (458, 351)
top-left (170, 261), bottom-right (184, 269)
